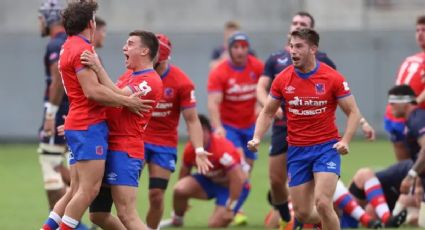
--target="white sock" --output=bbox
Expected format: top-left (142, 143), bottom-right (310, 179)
top-left (48, 211), bottom-right (61, 224)
top-left (62, 215), bottom-right (79, 228)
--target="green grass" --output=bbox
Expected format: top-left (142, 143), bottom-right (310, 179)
top-left (0, 140), bottom-right (411, 229)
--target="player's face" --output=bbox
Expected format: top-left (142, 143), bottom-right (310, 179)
top-left (289, 36), bottom-right (316, 69)
top-left (38, 15), bottom-right (48, 37)
top-left (229, 41), bottom-right (249, 66)
top-left (123, 36), bottom-right (149, 70)
top-left (416, 23), bottom-right (425, 49)
top-left (94, 25), bottom-right (106, 48)
top-left (389, 102), bottom-right (407, 118)
top-left (290, 15), bottom-right (312, 33)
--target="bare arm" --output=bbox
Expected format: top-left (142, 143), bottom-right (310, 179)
top-left (335, 95), bottom-right (361, 154)
top-left (417, 88), bottom-right (425, 105)
top-left (208, 92), bottom-right (225, 136)
top-left (178, 164), bottom-right (192, 180)
top-left (225, 165), bottom-right (245, 209)
top-left (256, 76), bottom-right (271, 107)
top-left (411, 136), bottom-right (425, 174)
top-left (247, 95), bottom-right (281, 152)
top-left (48, 62), bottom-right (65, 106)
top-left (80, 51), bottom-right (127, 95)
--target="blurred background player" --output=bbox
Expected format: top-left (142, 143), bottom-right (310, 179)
top-left (209, 20), bottom-right (256, 70)
top-left (160, 115), bottom-right (250, 228)
top-left (93, 16), bottom-right (106, 49)
top-left (207, 31), bottom-right (263, 225)
top-left (248, 28), bottom-right (362, 229)
top-left (37, 0), bottom-right (70, 213)
top-left (143, 34), bottom-right (212, 230)
top-left (383, 15), bottom-right (425, 161)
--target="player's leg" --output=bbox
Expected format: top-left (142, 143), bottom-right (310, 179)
top-left (144, 144), bottom-right (176, 229)
top-left (61, 122), bottom-right (108, 229)
top-left (333, 180), bottom-right (383, 228)
top-left (209, 181), bottom-right (251, 227)
top-left (268, 124), bottom-right (291, 226)
top-left (162, 174), bottom-right (210, 227)
top-left (89, 186), bottom-right (125, 230)
top-left (112, 185), bottom-right (146, 230)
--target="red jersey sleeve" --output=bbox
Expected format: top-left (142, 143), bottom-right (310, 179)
top-left (332, 72), bottom-right (352, 99)
top-left (270, 74), bottom-right (284, 100)
top-left (182, 143), bottom-right (196, 167)
top-left (179, 80), bottom-right (197, 109)
top-left (72, 46), bottom-right (94, 73)
top-left (207, 67), bottom-right (225, 93)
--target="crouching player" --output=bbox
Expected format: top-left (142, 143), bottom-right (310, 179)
top-left (161, 115), bottom-right (250, 228)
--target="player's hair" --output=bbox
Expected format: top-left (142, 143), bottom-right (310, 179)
top-left (388, 85), bottom-right (417, 104)
top-left (128, 30), bottom-right (159, 61)
top-left (290, 28), bottom-right (320, 47)
top-left (62, 0), bottom-right (98, 36)
top-left (198, 114), bottom-right (212, 133)
top-left (417, 15), bottom-right (425, 26)
top-left (95, 16), bottom-right (106, 28)
top-left (295, 11), bottom-right (315, 28)
top-left (225, 20), bottom-right (240, 30)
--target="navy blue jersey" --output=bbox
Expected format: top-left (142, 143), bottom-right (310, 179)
top-left (211, 45), bottom-right (256, 60)
top-left (405, 108), bottom-right (425, 161)
top-left (43, 31), bottom-right (67, 102)
top-left (263, 49), bottom-right (336, 81)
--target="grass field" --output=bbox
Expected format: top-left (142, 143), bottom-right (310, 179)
top-left (0, 140), bottom-right (412, 229)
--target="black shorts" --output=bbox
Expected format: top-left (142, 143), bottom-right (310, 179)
top-left (269, 124), bottom-right (288, 156)
top-left (376, 159), bottom-right (413, 211)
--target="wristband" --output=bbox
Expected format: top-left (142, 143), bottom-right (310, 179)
top-left (225, 199), bottom-right (237, 211)
top-left (45, 103), bottom-right (59, 119)
top-left (195, 147), bottom-right (205, 155)
top-left (408, 169), bottom-right (418, 178)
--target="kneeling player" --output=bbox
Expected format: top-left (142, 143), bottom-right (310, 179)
top-left (161, 115), bottom-right (250, 228)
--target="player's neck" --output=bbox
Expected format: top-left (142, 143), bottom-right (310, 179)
top-left (79, 29), bottom-right (92, 43)
top-left (298, 58), bottom-right (317, 73)
top-left (155, 62), bottom-right (168, 76)
top-left (49, 26), bottom-right (65, 38)
top-left (133, 62), bottom-right (154, 72)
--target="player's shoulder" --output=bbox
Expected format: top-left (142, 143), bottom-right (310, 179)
top-left (47, 33), bottom-right (66, 50)
top-left (268, 49), bottom-right (290, 60)
top-left (404, 52), bottom-right (425, 63)
top-left (275, 65), bottom-right (294, 80)
top-left (248, 55), bottom-right (264, 67)
top-left (169, 65), bottom-right (193, 83)
top-left (213, 135), bottom-right (237, 151)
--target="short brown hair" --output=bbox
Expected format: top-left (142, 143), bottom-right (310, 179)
top-left (225, 20), bottom-right (240, 30)
top-left (95, 16), bottom-right (106, 28)
top-left (417, 15), bottom-right (425, 26)
top-left (295, 11), bottom-right (315, 28)
top-left (128, 30), bottom-right (159, 61)
top-left (290, 28), bottom-right (320, 47)
top-left (62, 0), bottom-right (98, 36)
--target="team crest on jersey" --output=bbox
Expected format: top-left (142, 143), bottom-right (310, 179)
top-left (49, 52), bottom-right (58, 61)
top-left (137, 81), bottom-right (152, 96)
top-left (164, 88), bottom-right (174, 98)
top-left (315, 83), bottom-right (325, 95)
top-left (285, 85), bottom-right (295, 94)
top-left (249, 71), bottom-right (256, 80)
top-left (95, 146), bottom-right (104, 155)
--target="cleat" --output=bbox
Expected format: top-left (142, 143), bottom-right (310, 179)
top-left (293, 219), bottom-right (303, 230)
top-left (367, 219), bottom-right (383, 229)
top-left (231, 212), bottom-right (248, 226)
top-left (384, 209), bottom-right (407, 227)
top-left (279, 219), bottom-right (290, 230)
top-left (159, 218), bottom-right (183, 228)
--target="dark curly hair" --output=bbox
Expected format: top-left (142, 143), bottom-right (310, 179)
top-left (62, 0), bottom-right (98, 36)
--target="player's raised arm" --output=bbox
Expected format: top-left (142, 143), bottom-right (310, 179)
top-left (247, 95), bottom-right (281, 152)
top-left (335, 95), bottom-right (361, 154)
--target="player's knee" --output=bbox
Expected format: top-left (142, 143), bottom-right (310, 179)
top-left (269, 173), bottom-right (285, 189)
top-left (353, 168), bottom-right (375, 185)
top-left (149, 188), bottom-right (165, 206)
top-left (173, 182), bottom-right (189, 198)
top-left (315, 196), bottom-right (333, 214)
top-left (293, 209), bottom-right (312, 224)
top-left (89, 213), bottom-right (107, 227)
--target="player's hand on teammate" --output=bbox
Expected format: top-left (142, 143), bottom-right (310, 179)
top-left (195, 150), bottom-right (213, 174)
top-left (333, 141), bottom-right (349, 155)
top-left (57, 124), bottom-right (64, 136)
top-left (361, 121), bottom-right (376, 141)
top-left (126, 92), bottom-right (155, 116)
top-left (247, 138), bottom-right (260, 152)
top-left (43, 117), bottom-right (55, 137)
top-left (275, 107), bottom-right (284, 119)
top-left (214, 126), bottom-right (226, 137)
top-left (400, 176), bottom-right (415, 194)
top-left (80, 50), bottom-right (102, 73)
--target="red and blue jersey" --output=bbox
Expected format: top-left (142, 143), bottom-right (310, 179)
top-left (270, 62), bottom-right (351, 146)
top-left (385, 53), bottom-right (425, 121)
top-left (183, 134), bottom-right (241, 178)
top-left (207, 55), bottom-right (264, 128)
top-left (107, 69), bottom-right (163, 159)
top-left (144, 65), bottom-right (196, 147)
top-left (59, 35), bottom-right (106, 130)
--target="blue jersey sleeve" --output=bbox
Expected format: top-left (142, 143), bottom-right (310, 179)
top-left (46, 39), bottom-right (62, 66)
top-left (263, 54), bottom-right (276, 79)
top-left (410, 109), bottom-right (425, 139)
top-left (317, 51), bottom-right (337, 70)
top-left (211, 46), bottom-right (224, 60)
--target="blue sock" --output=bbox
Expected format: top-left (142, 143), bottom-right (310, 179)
top-left (43, 211), bottom-right (61, 230)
